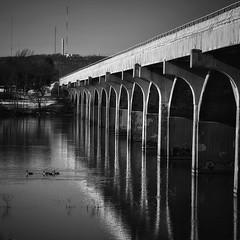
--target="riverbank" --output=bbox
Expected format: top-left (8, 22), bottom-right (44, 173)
top-left (0, 97), bottom-right (74, 117)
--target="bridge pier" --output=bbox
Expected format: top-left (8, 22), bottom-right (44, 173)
top-left (191, 49), bottom-right (240, 194)
top-left (163, 60), bottom-right (206, 172)
top-left (121, 74), bottom-right (134, 141)
top-left (140, 66), bottom-right (174, 162)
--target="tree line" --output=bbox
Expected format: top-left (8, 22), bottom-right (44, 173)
top-left (0, 50), bottom-right (58, 98)
top-left (0, 50), bottom-right (106, 112)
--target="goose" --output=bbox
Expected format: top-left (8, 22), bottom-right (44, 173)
top-left (26, 170), bottom-right (33, 176)
top-left (43, 171), bottom-right (54, 176)
top-left (52, 170), bottom-right (60, 175)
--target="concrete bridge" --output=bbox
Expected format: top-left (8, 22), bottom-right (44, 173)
top-left (59, 2), bottom-right (240, 195)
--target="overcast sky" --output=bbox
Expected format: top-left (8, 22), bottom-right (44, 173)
top-left (0, 0), bottom-right (238, 57)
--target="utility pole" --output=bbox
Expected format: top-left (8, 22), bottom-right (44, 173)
top-left (11, 17), bottom-right (13, 56)
top-left (54, 27), bottom-right (57, 54)
top-left (66, 5), bottom-right (68, 55)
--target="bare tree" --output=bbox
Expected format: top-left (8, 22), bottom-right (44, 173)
top-left (15, 49), bottom-right (34, 57)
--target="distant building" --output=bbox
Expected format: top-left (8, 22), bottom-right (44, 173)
top-left (65, 53), bottom-right (80, 58)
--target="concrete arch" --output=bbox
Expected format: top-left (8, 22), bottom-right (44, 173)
top-left (101, 88), bottom-right (108, 128)
top-left (198, 69), bottom-right (238, 176)
top-left (82, 90), bottom-right (87, 119)
top-left (131, 82), bottom-right (144, 142)
top-left (198, 69), bottom-right (239, 120)
top-left (146, 82), bottom-right (161, 114)
top-left (76, 91), bottom-right (81, 116)
top-left (78, 91), bottom-right (82, 106)
top-left (168, 76), bottom-right (196, 111)
top-left (197, 62), bottom-right (240, 108)
top-left (109, 87), bottom-right (117, 131)
top-left (119, 84), bottom-right (129, 135)
top-left (93, 89), bottom-right (99, 125)
top-left (130, 82), bottom-right (146, 111)
top-left (109, 86), bottom-right (117, 108)
top-left (168, 77), bottom-right (194, 166)
top-left (119, 84), bottom-right (129, 109)
top-left (105, 82), bottom-right (122, 134)
top-left (139, 67), bottom-right (174, 159)
top-left (74, 91), bottom-right (79, 115)
top-left (79, 87), bottom-right (91, 120)
top-left (82, 86), bottom-right (96, 124)
top-left (74, 92), bottom-right (78, 104)
top-left (146, 83), bottom-right (161, 152)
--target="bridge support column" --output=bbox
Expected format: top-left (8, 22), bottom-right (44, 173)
top-left (80, 91), bottom-right (84, 119)
top-left (76, 95), bottom-right (80, 115)
top-left (75, 90), bottom-right (81, 116)
top-left (122, 73), bottom-right (134, 142)
top-left (133, 76), bottom-right (151, 149)
top-left (163, 60), bottom-right (206, 172)
top-left (161, 102), bottom-right (170, 163)
top-left (106, 80), bottom-right (121, 136)
top-left (140, 66), bottom-right (174, 162)
top-left (234, 106), bottom-right (240, 196)
top-left (106, 82), bottom-right (121, 136)
top-left (191, 49), bottom-right (240, 195)
top-left (86, 92), bottom-right (90, 122)
top-left (102, 84), bottom-right (110, 131)
top-left (115, 97), bottom-right (120, 135)
top-left (87, 87), bottom-right (95, 124)
top-left (192, 103), bottom-right (199, 173)
top-left (92, 86), bottom-right (103, 128)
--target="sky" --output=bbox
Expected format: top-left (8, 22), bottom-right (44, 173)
top-left (0, 0), bottom-right (238, 57)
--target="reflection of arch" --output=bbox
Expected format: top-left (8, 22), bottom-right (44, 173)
top-left (169, 77), bottom-right (194, 164)
top-left (119, 85), bottom-right (129, 135)
top-left (109, 87), bottom-right (117, 131)
top-left (198, 70), bottom-right (237, 172)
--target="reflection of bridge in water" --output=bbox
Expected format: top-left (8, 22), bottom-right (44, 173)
top-left (58, 2), bottom-right (240, 197)
top-left (69, 117), bottom-right (239, 239)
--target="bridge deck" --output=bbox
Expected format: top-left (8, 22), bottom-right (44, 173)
top-left (60, 1), bottom-right (240, 85)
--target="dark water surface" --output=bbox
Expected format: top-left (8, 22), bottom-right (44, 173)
top-left (0, 117), bottom-right (238, 240)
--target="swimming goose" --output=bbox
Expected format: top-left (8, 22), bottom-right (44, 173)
top-left (26, 170), bottom-right (33, 176)
top-left (52, 170), bottom-right (60, 175)
top-left (43, 171), bottom-right (54, 176)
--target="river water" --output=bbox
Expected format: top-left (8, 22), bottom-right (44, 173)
top-left (0, 117), bottom-right (238, 240)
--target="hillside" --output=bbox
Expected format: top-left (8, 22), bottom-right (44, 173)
top-left (0, 54), bottom-right (107, 79)
top-left (50, 54), bottom-right (106, 77)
